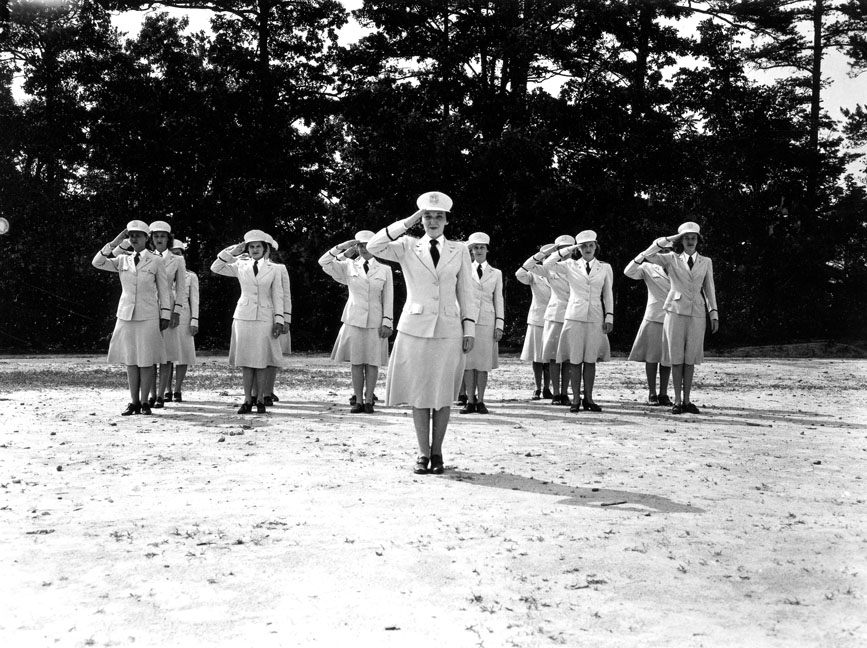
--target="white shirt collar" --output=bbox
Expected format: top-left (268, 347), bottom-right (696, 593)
top-left (472, 260), bottom-right (488, 271)
top-left (681, 252), bottom-right (696, 263)
top-left (422, 233), bottom-right (445, 246)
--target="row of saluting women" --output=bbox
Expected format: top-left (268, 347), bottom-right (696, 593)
top-left (93, 192), bottom-right (718, 475)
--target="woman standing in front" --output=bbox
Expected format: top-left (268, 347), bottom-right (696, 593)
top-left (319, 230), bottom-right (394, 413)
top-left (92, 220), bottom-right (171, 416)
top-left (636, 222), bottom-right (719, 414)
top-left (544, 230), bottom-right (614, 412)
top-left (211, 230), bottom-right (285, 414)
top-left (366, 191), bottom-right (477, 475)
top-left (460, 232), bottom-right (504, 414)
top-left (166, 239), bottom-right (199, 402)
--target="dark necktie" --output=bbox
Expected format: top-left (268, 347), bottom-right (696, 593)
top-left (134, 252), bottom-right (140, 266)
top-left (687, 256), bottom-right (694, 270)
top-left (585, 262), bottom-right (591, 276)
top-left (363, 260), bottom-right (369, 274)
top-left (477, 265), bottom-right (483, 279)
top-left (430, 240), bottom-right (439, 267)
top-left (253, 260), bottom-right (259, 276)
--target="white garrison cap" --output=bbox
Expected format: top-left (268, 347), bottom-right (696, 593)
top-left (677, 221), bottom-right (701, 237)
top-left (467, 232), bottom-right (490, 246)
top-left (575, 230), bottom-right (597, 245)
top-left (171, 239), bottom-right (188, 251)
top-left (243, 229), bottom-right (270, 244)
top-left (127, 220), bottom-right (150, 235)
top-left (355, 230), bottom-right (375, 243)
top-left (416, 191), bottom-right (453, 212)
top-left (554, 234), bottom-right (575, 247)
top-left (149, 220), bottom-right (171, 233)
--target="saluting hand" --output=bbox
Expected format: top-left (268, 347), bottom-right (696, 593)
top-left (230, 242), bottom-right (246, 256)
top-left (337, 239), bottom-right (357, 251)
top-left (403, 209), bottom-right (423, 229)
top-left (109, 229), bottom-right (128, 247)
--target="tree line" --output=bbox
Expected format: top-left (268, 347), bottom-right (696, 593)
top-left (1, 0), bottom-right (865, 353)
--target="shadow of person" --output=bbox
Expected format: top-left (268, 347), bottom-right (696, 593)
top-left (444, 470), bottom-right (702, 514)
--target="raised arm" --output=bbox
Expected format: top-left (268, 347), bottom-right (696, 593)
top-left (366, 210), bottom-right (423, 262)
top-left (318, 239), bottom-right (356, 283)
top-left (210, 243), bottom-right (245, 277)
top-left (91, 229), bottom-right (128, 272)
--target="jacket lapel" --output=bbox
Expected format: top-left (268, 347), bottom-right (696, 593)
top-left (414, 239), bottom-right (438, 277)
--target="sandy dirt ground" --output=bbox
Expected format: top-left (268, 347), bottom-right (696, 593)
top-left (1, 353), bottom-right (866, 648)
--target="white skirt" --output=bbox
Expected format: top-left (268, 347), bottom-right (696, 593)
top-left (541, 320), bottom-right (563, 361)
top-left (229, 319), bottom-right (284, 369)
top-left (330, 324), bottom-right (388, 366)
top-left (170, 309), bottom-right (197, 365)
top-left (628, 319), bottom-right (663, 364)
top-left (464, 323), bottom-right (498, 371)
top-left (556, 320), bottom-right (610, 364)
top-left (107, 319), bottom-right (167, 367)
top-left (662, 312), bottom-right (706, 366)
top-left (280, 330), bottom-right (292, 354)
top-left (386, 332), bottom-right (465, 409)
top-left (520, 324), bottom-right (545, 362)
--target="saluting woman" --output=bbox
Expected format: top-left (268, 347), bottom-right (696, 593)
top-left (544, 230), bottom-right (614, 412)
top-left (211, 230), bottom-right (285, 414)
top-left (92, 220), bottom-right (171, 416)
top-left (147, 220), bottom-right (185, 409)
top-left (366, 191), bottom-right (478, 476)
top-left (516, 244), bottom-right (554, 400)
top-left (319, 230), bottom-right (394, 413)
top-left (460, 232), bottom-right (504, 414)
top-left (636, 222), bottom-right (719, 414)
top-left (167, 239), bottom-right (199, 401)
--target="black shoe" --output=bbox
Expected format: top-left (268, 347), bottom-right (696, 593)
top-left (373, 393), bottom-right (378, 403)
top-left (532, 389), bottom-right (542, 400)
top-left (542, 387), bottom-right (554, 399)
top-left (256, 401), bottom-right (266, 414)
top-left (647, 394), bottom-right (659, 406)
top-left (430, 454), bottom-right (444, 475)
top-left (658, 395), bottom-right (672, 407)
top-left (569, 402), bottom-right (581, 413)
top-left (460, 401), bottom-right (476, 414)
top-left (457, 394), bottom-right (468, 406)
top-left (364, 403), bottom-right (374, 414)
top-left (153, 397), bottom-right (165, 409)
top-left (350, 403), bottom-right (365, 414)
top-left (237, 402), bottom-right (253, 414)
top-left (147, 396), bottom-right (156, 408)
top-left (270, 393), bottom-right (279, 402)
top-left (121, 402), bottom-right (140, 416)
top-left (164, 391), bottom-right (173, 402)
top-left (684, 402), bottom-right (700, 414)
top-left (413, 456), bottom-right (429, 475)
top-left (551, 395), bottom-right (562, 405)
top-left (263, 396), bottom-right (274, 407)
top-left (582, 398), bottom-right (602, 412)
top-left (671, 404), bottom-right (684, 414)
top-left (140, 403), bottom-right (152, 415)
top-left (173, 391), bottom-right (182, 402)
top-left (475, 402), bottom-right (489, 414)
top-left (349, 395), bottom-right (357, 406)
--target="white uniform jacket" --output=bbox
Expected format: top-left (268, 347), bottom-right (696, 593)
top-left (471, 262), bottom-right (505, 329)
top-left (516, 257), bottom-right (551, 327)
top-left (159, 251), bottom-right (187, 317)
top-left (539, 255), bottom-right (577, 323)
top-left (319, 252), bottom-right (394, 329)
top-left (545, 256), bottom-right (614, 324)
top-left (178, 271), bottom-right (200, 325)
top-left (92, 245), bottom-right (171, 321)
top-left (624, 259), bottom-right (670, 323)
top-left (367, 221), bottom-right (478, 339)
top-left (272, 263), bottom-right (293, 324)
top-left (210, 249), bottom-right (285, 325)
top-left (644, 252), bottom-right (719, 320)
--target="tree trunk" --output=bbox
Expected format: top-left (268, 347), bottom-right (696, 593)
top-left (807, 0), bottom-right (823, 215)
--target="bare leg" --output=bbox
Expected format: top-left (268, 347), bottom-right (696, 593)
top-left (174, 364), bottom-right (188, 393)
top-left (139, 365), bottom-right (154, 405)
top-left (672, 364), bottom-right (684, 404)
top-left (476, 371), bottom-right (489, 403)
top-left (463, 369), bottom-right (476, 402)
top-left (412, 407), bottom-right (432, 457)
top-left (126, 366), bottom-right (140, 403)
top-left (550, 361), bottom-right (561, 396)
top-left (541, 362), bottom-right (550, 390)
top-left (570, 362), bottom-right (582, 404)
top-left (561, 361), bottom-right (571, 398)
top-left (682, 364), bottom-right (695, 404)
top-left (255, 369), bottom-right (267, 404)
top-left (364, 365), bottom-right (378, 403)
top-left (265, 366), bottom-right (277, 397)
top-left (532, 361), bottom-right (543, 390)
top-left (645, 362), bottom-right (658, 397)
top-left (659, 364), bottom-right (671, 398)
top-left (242, 367), bottom-right (255, 404)
top-left (583, 362), bottom-right (596, 403)
top-left (351, 364), bottom-right (364, 403)
top-left (431, 406), bottom-right (450, 455)
top-left (158, 362), bottom-right (172, 398)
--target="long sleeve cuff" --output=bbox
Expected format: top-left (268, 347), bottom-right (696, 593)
top-left (218, 249), bottom-right (235, 262)
top-left (605, 314), bottom-right (614, 324)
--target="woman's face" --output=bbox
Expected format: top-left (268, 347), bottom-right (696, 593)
top-left (579, 241), bottom-right (597, 260)
top-left (247, 241), bottom-right (265, 260)
top-left (681, 233), bottom-right (699, 254)
top-left (469, 243), bottom-right (488, 264)
top-left (356, 242), bottom-right (372, 260)
top-left (129, 231), bottom-right (148, 252)
top-left (152, 231), bottom-right (170, 252)
top-left (421, 210), bottom-right (448, 238)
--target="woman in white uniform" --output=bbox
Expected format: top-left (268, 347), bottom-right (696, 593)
top-left (625, 250), bottom-right (672, 406)
top-left (636, 222), bottom-right (719, 414)
top-left (366, 191), bottom-right (477, 475)
top-left (211, 230), bottom-right (285, 414)
top-left (147, 220), bottom-right (185, 408)
top-left (320, 230), bottom-right (394, 413)
top-left (166, 239), bottom-right (198, 401)
top-left (516, 244), bottom-right (554, 400)
top-left (92, 220), bottom-right (171, 416)
top-left (460, 232), bottom-right (503, 415)
top-left (545, 230), bottom-right (614, 412)
top-left (259, 236), bottom-right (291, 406)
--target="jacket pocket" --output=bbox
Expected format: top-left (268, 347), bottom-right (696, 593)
top-left (408, 303), bottom-right (424, 314)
